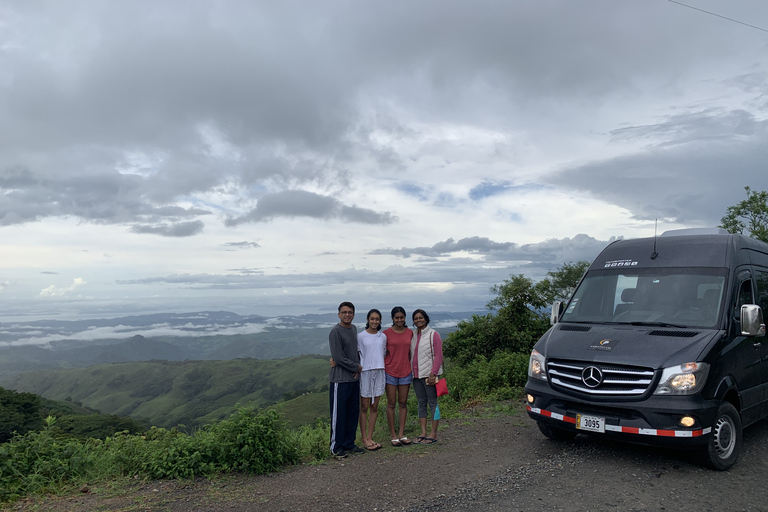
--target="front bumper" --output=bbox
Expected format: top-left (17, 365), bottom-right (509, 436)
top-left (525, 378), bottom-right (719, 448)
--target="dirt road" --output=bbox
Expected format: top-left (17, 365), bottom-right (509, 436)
top-left (8, 402), bottom-right (768, 511)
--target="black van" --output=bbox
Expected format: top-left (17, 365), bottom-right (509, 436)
top-left (525, 228), bottom-right (768, 469)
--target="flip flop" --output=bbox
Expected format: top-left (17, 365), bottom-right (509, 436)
top-left (420, 437), bottom-right (437, 445)
top-left (390, 439), bottom-right (402, 447)
top-left (366, 442), bottom-right (381, 451)
top-left (399, 437), bottom-right (412, 445)
top-left (415, 436), bottom-right (426, 443)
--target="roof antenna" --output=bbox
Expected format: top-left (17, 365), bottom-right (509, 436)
top-left (651, 219), bottom-right (659, 259)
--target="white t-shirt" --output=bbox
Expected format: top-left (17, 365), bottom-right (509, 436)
top-left (357, 330), bottom-right (387, 371)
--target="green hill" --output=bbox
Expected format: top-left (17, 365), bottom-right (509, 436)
top-left (3, 355), bottom-right (330, 429)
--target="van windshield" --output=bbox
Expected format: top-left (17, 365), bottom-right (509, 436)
top-left (561, 267), bottom-right (727, 328)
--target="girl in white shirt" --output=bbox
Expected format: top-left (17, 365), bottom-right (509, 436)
top-left (358, 308), bottom-right (387, 450)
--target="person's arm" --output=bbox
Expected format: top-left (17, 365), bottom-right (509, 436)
top-left (329, 329), bottom-right (360, 373)
top-left (381, 333), bottom-right (388, 359)
top-left (430, 331), bottom-right (444, 377)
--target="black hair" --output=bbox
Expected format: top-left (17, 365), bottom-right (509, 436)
top-left (338, 301), bottom-right (355, 313)
top-left (390, 306), bottom-right (407, 326)
top-left (365, 309), bottom-right (383, 331)
top-left (412, 308), bottom-right (430, 325)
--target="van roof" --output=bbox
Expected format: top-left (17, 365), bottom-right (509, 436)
top-left (591, 233), bottom-right (768, 270)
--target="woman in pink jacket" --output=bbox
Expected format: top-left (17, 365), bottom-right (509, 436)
top-left (410, 309), bottom-right (443, 444)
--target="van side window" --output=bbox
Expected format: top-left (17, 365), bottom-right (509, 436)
top-left (756, 270), bottom-right (768, 312)
top-left (737, 279), bottom-right (754, 310)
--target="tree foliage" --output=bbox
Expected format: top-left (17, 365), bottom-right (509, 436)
top-left (0, 387), bottom-right (43, 443)
top-left (720, 186), bottom-right (768, 243)
top-left (445, 261), bottom-right (590, 365)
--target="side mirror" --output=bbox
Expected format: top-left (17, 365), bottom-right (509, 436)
top-left (551, 301), bottom-right (564, 325)
top-left (741, 304), bottom-right (766, 337)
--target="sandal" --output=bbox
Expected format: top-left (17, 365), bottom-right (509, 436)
top-left (390, 439), bottom-right (402, 447)
top-left (420, 437), bottom-right (437, 445)
top-left (366, 441), bottom-right (381, 451)
top-left (399, 437), bottom-right (412, 445)
top-left (415, 436), bottom-right (426, 443)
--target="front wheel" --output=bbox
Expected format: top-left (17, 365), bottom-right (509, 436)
top-left (537, 421), bottom-right (578, 441)
top-left (700, 401), bottom-right (742, 470)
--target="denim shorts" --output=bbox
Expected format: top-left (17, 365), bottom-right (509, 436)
top-left (385, 372), bottom-right (413, 386)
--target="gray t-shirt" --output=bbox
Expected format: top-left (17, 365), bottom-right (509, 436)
top-left (329, 323), bottom-right (359, 383)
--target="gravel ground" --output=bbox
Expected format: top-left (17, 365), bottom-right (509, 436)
top-left (7, 401), bottom-right (768, 512)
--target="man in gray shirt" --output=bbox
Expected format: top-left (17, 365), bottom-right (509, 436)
top-left (329, 301), bottom-right (364, 457)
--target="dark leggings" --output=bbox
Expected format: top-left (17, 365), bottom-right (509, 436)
top-left (412, 377), bottom-right (438, 420)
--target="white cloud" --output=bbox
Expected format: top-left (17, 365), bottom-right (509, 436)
top-left (39, 277), bottom-right (87, 298)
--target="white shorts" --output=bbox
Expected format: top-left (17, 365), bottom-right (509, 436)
top-left (360, 369), bottom-right (386, 398)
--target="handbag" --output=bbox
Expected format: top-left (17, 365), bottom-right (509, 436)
top-left (435, 377), bottom-right (449, 397)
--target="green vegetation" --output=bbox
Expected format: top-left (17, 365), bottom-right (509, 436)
top-left (0, 387), bottom-right (43, 443)
top-left (0, 407), bottom-right (326, 503)
top-left (3, 355), bottom-right (330, 429)
top-left (721, 186), bottom-right (768, 243)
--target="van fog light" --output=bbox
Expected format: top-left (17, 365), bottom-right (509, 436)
top-left (526, 394), bottom-right (535, 404)
top-left (680, 416), bottom-right (695, 428)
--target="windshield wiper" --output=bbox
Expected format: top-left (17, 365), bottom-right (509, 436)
top-left (629, 321), bottom-right (689, 328)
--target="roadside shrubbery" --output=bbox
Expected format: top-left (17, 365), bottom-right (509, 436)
top-left (0, 407), bottom-right (319, 503)
top-left (446, 351), bottom-right (529, 402)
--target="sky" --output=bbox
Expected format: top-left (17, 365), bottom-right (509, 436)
top-left (1, 0), bottom-right (766, 322)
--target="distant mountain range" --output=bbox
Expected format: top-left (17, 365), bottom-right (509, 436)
top-left (3, 356), bottom-right (330, 429)
top-left (0, 310), bottom-right (474, 380)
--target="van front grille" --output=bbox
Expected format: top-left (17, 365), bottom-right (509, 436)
top-left (547, 359), bottom-right (655, 396)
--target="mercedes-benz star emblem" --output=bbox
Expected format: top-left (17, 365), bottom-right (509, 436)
top-left (581, 366), bottom-right (603, 388)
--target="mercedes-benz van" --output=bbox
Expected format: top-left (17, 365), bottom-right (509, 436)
top-left (525, 228), bottom-right (768, 469)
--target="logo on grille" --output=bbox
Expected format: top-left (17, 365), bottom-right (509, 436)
top-left (581, 366), bottom-right (603, 388)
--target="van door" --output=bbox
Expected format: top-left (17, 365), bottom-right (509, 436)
top-left (730, 270), bottom-right (768, 425)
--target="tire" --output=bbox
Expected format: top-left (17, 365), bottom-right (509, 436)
top-left (700, 401), bottom-right (742, 471)
top-left (537, 421), bottom-right (578, 441)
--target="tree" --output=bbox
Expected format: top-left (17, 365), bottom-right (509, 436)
top-left (534, 260), bottom-right (590, 304)
top-left (444, 261), bottom-right (590, 365)
top-left (720, 187), bottom-right (768, 243)
top-left (0, 387), bottom-right (43, 443)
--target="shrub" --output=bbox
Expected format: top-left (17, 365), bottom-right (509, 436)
top-left (446, 351), bottom-right (529, 402)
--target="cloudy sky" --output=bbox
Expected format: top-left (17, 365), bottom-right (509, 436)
top-left (1, 0), bottom-right (766, 321)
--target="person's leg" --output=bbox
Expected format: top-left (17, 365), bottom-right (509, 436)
top-left (425, 384), bottom-right (439, 441)
top-left (344, 380), bottom-right (361, 450)
top-left (397, 383), bottom-right (410, 439)
top-left (329, 382), bottom-right (348, 454)
top-left (359, 396), bottom-right (371, 447)
top-left (367, 396), bottom-right (380, 445)
top-left (385, 383), bottom-right (398, 441)
top-left (412, 378), bottom-right (429, 440)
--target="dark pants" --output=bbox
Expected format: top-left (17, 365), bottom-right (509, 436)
top-left (329, 381), bottom-right (360, 453)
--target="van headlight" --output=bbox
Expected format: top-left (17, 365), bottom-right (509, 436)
top-left (654, 362), bottom-right (709, 395)
top-left (528, 350), bottom-right (547, 381)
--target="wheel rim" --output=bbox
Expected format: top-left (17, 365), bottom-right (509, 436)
top-left (713, 414), bottom-right (736, 459)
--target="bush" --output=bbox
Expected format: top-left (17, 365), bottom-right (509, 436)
top-left (0, 407), bottom-right (307, 503)
top-left (446, 351), bottom-right (529, 402)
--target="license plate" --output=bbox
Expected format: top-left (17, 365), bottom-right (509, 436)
top-left (576, 413), bottom-right (605, 433)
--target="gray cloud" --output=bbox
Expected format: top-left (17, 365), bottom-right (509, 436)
top-left (225, 190), bottom-right (397, 226)
top-left (130, 220), bottom-right (205, 237)
top-left (550, 108), bottom-right (768, 224)
top-left (3, 1), bottom-right (763, 234)
top-left (221, 241), bottom-right (261, 250)
top-left (370, 234), bottom-right (607, 264)
top-left (118, 235), bottom-right (608, 291)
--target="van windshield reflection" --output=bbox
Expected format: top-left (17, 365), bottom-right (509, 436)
top-left (561, 268), bottom-right (727, 328)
